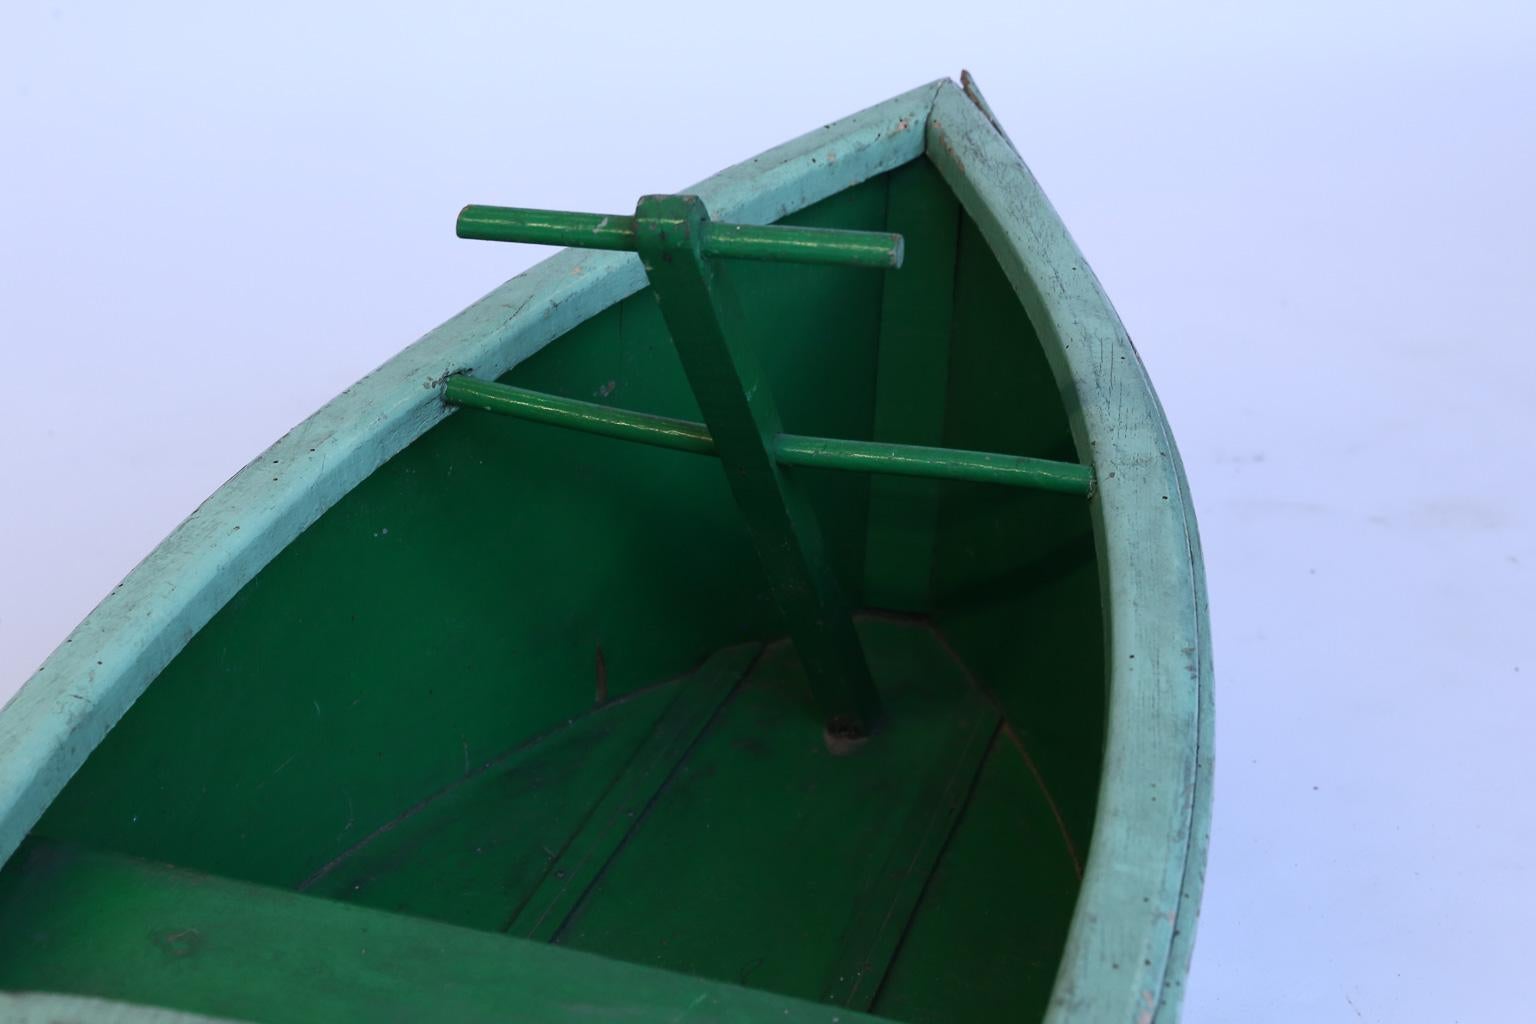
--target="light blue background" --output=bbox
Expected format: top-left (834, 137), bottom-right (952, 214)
top-left (2, 3), bottom-right (1532, 1020)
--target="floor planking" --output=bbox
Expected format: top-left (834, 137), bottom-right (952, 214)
top-left (1, 618), bottom-right (1081, 1022)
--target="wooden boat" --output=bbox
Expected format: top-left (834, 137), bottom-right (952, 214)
top-left (0, 75), bottom-right (1210, 1023)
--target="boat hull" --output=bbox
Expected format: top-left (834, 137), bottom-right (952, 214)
top-left (0, 78), bottom-right (1209, 1024)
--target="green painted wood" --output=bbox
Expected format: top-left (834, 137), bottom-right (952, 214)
top-left (872, 732), bottom-right (1082, 1024)
top-left (506, 644), bottom-right (757, 940)
top-left (457, 205), bottom-right (638, 250)
top-left (458, 205), bottom-right (904, 269)
top-left (958, 70), bottom-right (1020, 156)
top-left (0, 78), bottom-right (940, 875)
top-left (301, 645), bottom-right (755, 935)
top-left (444, 373), bottom-right (717, 454)
top-left (702, 220), bottom-right (903, 269)
top-left (296, 679), bottom-right (684, 929)
top-left (931, 213), bottom-right (1104, 855)
top-left (0, 993), bottom-right (242, 1024)
top-left (445, 375), bottom-right (1090, 493)
top-left (818, 672), bottom-right (998, 1010)
top-left (554, 619), bottom-right (993, 1008)
top-left (863, 158), bottom-right (961, 610)
top-left (31, 179), bottom-right (892, 892)
top-left (926, 78), bottom-right (1210, 1024)
top-left (634, 193), bottom-right (880, 735)
top-left (1151, 443), bottom-right (1215, 1024)
top-left (774, 435), bottom-right (1090, 494)
top-left (0, 75), bottom-right (1208, 1024)
top-left (0, 840), bottom-right (881, 1024)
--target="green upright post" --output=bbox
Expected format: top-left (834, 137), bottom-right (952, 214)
top-left (633, 194), bottom-right (882, 736)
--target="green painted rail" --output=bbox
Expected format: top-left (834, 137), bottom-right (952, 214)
top-left (444, 376), bottom-right (1092, 495)
top-left (458, 204), bottom-right (905, 269)
top-left (445, 375), bottom-right (715, 455)
top-left (774, 435), bottom-right (1092, 495)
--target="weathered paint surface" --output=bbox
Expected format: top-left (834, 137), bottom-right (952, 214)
top-left (926, 80), bottom-right (1212, 1023)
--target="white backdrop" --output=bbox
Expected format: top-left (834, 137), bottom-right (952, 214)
top-left (2, 2), bottom-right (1532, 1020)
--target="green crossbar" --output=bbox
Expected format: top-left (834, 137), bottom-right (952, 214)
top-left (451, 194), bottom-right (1092, 736)
top-left (444, 376), bottom-right (1094, 496)
top-left (458, 205), bottom-right (904, 269)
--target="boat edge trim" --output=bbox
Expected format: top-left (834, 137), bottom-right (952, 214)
top-left (924, 79), bottom-right (1212, 1023)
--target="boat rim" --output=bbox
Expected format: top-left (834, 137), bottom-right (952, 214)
top-left (0, 75), bottom-right (1210, 1024)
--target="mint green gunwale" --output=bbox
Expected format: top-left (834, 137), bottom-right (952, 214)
top-left (0, 80), bottom-right (944, 874)
top-left (925, 80), bottom-right (1212, 1023)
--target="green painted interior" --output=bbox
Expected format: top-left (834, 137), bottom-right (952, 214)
top-left (863, 157), bottom-right (961, 610)
top-left (933, 214), bottom-right (1104, 853)
top-left (4, 158), bottom-right (1104, 1023)
top-left (0, 840), bottom-right (885, 1024)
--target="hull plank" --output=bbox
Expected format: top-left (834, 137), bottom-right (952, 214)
top-left (506, 643), bottom-right (759, 940)
top-left (863, 158), bottom-right (961, 610)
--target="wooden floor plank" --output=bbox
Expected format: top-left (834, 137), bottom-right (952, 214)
top-left (299, 683), bottom-right (676, 928)
top-left (0, 625), bottom-right (1078, 1024)
top-left (555, 618), bottom-right (998, 1009)
top-left (303, 643), bottom-right (758, 935)
top-left (870, 733), bottom-right (1083, 1023)
top-left (506, 643), bottom-right (760, 939)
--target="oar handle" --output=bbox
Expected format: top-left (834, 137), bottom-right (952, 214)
top-left (457, 202), bottom-right (903, 270)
